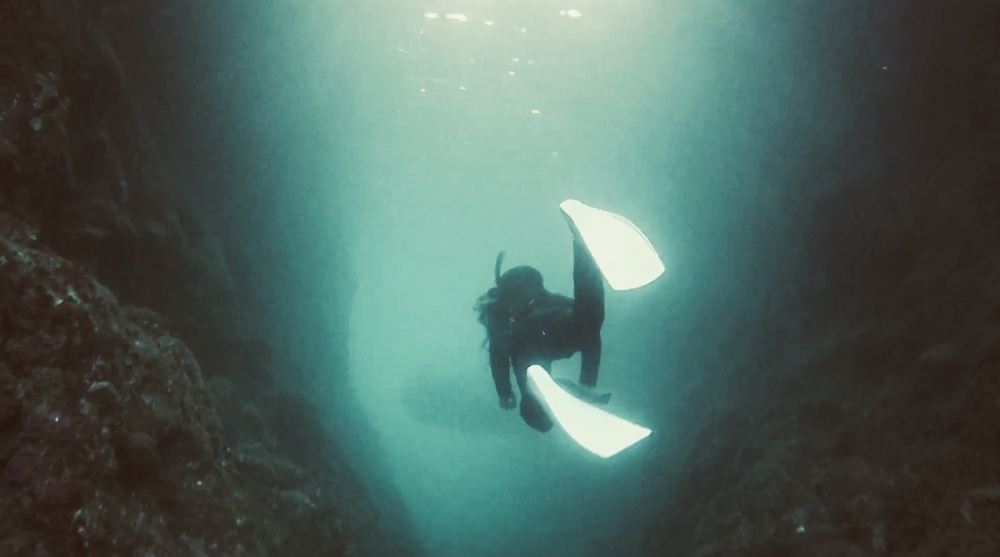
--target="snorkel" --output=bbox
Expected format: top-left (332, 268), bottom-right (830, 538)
top-left (494, 251), bottom-right (506, 285)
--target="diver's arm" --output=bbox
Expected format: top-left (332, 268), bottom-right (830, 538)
top-left (489, 335), bottom-right (514, 399)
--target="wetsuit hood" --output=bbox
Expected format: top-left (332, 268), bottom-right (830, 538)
top-left (494, 251), bottom-right (544, 295)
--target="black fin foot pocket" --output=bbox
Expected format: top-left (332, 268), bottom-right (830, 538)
top-left (556, 378), bottom-right (611, 406)
top-left (520, 395), bottom-right (554, 432)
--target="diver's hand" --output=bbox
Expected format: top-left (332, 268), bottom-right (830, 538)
top-left (498, 393), bottom-right (517, 410)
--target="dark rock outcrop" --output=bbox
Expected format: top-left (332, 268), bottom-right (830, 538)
top-left (1, 2), bottom-right (412, 556)
top-left (0, 213), bottom-right (370, 556)
top-left (640, 3), bottom-right (1000, 555)
top-left (1, 212), bottom-right (263, 554)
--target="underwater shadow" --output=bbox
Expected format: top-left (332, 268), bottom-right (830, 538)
top-left (400, 367), bottom-right (516, 437)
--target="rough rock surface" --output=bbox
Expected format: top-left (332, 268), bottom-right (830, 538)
top-left (0, 2), bottom-right (400, 556)
top-left (0, 212), bottom-right (369, 556)
top-left (639, 4), bottom-right (1000, 554)
top-left (2, 213), bottom-right (247, 554)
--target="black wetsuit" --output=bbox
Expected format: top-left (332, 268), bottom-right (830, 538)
top-left (488, 239), bottom-right (605, 432)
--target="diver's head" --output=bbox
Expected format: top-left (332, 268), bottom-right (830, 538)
top-left (494, 249), bottom-right (546, 318)
top-left (497, 265), bottom-right (545, 313)
top-left (475, 252), bottom-right (547, 331)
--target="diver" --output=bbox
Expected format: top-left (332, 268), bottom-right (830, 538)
top-left (474, 215), bottom-right (606, 432)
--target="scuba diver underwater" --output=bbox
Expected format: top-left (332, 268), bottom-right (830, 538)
top-left (474, 199), bottom-right (664, 458)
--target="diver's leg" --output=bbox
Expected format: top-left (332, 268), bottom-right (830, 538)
top-left (572, 236), bottom-right (605, 387)
top-left (579, 332), bottom-right (602, 388)
top-left (572, 233), bottom-right (605, 330)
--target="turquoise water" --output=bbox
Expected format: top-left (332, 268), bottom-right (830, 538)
top-left (117, 1), bottom-right (896, 554)
top-left (336, 2), bottom-right (877, 556)
top-left (97, 0), bottom-right (996, 553)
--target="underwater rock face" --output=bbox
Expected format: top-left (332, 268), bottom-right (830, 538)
top-left (0, 3), bottom-right (388, 556)
top-left (0, 202), bottom-right (360, 557)
top-left (631, 1), bottom-right (999, 553)
top-left (0, 211), bottom-right (255, 555)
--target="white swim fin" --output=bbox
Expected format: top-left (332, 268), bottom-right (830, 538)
top-left (527, 365), bottom-right (651, 458)
top-left (559, 199), bottom-right (664, 291)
